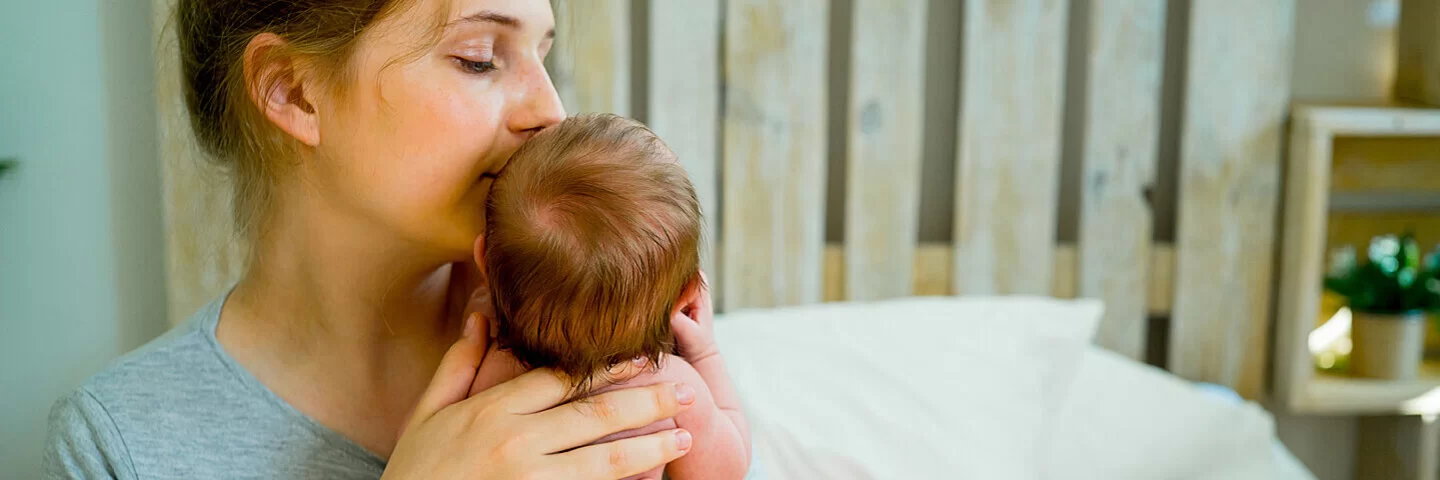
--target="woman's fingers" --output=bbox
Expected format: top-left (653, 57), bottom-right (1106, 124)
top-left (548, 428), bottom-right (692, 480)
top-left (405, 313), bottom-right (485, 428)
top-left (479, 356), bottom-right (655, 415)
top-left (475, 367), bottom-right (583, 415)
top-left (529, 382), bottom-right (695, 453)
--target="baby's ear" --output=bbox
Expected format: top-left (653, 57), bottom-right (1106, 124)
top-left (472, 235), bottom-right (487, 268)
top-left (672, 274), bottom-right (704, 317)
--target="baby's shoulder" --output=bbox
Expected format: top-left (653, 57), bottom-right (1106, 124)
top-left (640, 354), bottom-right (702, 385)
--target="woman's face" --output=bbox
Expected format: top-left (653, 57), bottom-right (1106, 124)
top-left (309, 0), bottom-right (564, 260)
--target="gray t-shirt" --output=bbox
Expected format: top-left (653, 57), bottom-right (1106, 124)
top-left (45, 294), bottom-right (764, 479)
top-left (43, 295), bottom-right (387, 479)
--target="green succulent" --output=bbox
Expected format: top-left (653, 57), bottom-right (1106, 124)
top-left (1325, 233), bottom-right (1440, 315)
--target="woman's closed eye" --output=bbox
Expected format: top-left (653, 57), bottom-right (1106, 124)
top-left (451, 43), bottom-right (499, 75)
top-left (454, 56), bottom-right (497, 75)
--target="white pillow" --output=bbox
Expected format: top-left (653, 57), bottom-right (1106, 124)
top-left (1039, 347), bottom-right (1281, 480)
top-left (716, 296), bottom-right (1103, 479)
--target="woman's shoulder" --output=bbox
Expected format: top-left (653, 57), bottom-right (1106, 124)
top-left (45, 296), bottom-right (388, 479)
top-left (44, 299), bottom-right (236, 478)
top-left (67, 299), bottom-right (226, 412)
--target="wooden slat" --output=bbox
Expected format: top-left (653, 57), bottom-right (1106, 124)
top-left (1170, 0), bottom-right (1294, 399)
top-left (153, 0), bottom-right (246, 326)
top-left (952, 0), bottom-right (1068, 295)
top-left (721, 0), bottom-right (829, 310)
top-left (843, 0), bottom-right (927, 301)
top-left (820, 242), bottom-right (1176, 318)
top-left (548, 0), bottom-right (629, 115)
top-left (648, 0), bottom-right (721, 279)
top-left (1074, 0), bottom-right (1165, 360)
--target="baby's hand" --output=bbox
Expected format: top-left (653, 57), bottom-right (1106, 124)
top-left (671, 271), bottom-right (719, 363)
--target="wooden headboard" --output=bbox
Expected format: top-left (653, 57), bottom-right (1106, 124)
top-left (155, 0), bottom-right (1295, 399)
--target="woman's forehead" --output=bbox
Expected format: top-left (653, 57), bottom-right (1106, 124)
top-left (359, 0), bottom-right (555, 58)
top-left (440, 0), bottom-right (555, 32)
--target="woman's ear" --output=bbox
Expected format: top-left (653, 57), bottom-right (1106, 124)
top-left (243, 33), bottom-right (321, 147)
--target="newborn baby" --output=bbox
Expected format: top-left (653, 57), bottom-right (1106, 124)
top-left (469, 113), bottom-right (751, 479)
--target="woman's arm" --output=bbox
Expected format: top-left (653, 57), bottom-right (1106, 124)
top-left (384, 313), bottom-right (697, 480)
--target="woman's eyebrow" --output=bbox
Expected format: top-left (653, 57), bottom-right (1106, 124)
top-left (451, 10), bottom-right (556, 38)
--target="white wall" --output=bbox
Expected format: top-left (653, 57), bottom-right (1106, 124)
top-left (0, 0), bottom-right (167, 477)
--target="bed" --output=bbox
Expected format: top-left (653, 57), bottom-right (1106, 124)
top-left (715, 297), bottom-right (1315, 479)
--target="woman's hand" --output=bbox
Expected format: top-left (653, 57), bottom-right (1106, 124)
top-left (671, 271), bottom-right (719, 363)
top-left (385, 314), bottom-right (697, 480)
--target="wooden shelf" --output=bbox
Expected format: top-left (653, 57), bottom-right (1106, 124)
top-left (1330, 192), bottom-right (1440, 212)
top-left (1275, 104), bottom-right (1440, 416)
top-left (1303, 362), bottom-right (1440, 415)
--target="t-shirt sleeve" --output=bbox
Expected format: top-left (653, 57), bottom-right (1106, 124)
top-left (43, 388), bottom-right (137, 480)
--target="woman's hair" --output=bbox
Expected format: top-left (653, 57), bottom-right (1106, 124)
top-left (482, 114), bottom-right (702, 396)
top-left (174, 0), bottom-right (413, 239)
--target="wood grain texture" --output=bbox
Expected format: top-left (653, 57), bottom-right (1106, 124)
top-left (153, 0), bottom-right (247, 326)
top-left (721, 0), bottom-right (829, 311)
top-left (1170, 0), bottom-right (1294, 399)
top-left (648, 0), bottom-right (721, 280)
top-left (952, 0), bottom-right (1068, 295)
top-left (843, 0), bottom-right (928, 301)
top-left (1075, 0), bottom-right (1165, 360)
top-left (548, 0), bottom-right (630, 115)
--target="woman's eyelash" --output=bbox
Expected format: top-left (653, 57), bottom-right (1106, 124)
top-left (455, 57), bottom-right (497, 74)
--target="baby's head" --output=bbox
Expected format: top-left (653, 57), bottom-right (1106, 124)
top-left (479, 113), bottom-right (701, 393)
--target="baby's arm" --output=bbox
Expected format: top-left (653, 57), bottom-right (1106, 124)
top-left (667, 273), bottom-right (751, 478)
top-left (664, 356), bottom-right (750, 480)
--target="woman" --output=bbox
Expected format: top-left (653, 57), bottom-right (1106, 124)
top-left (44, 0), bottom-right (700, 478)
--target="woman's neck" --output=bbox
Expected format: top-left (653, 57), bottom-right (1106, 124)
top-left (234, 222), bottom-right (457, 351)
top-left (219, 201), bottom-right (474, 456)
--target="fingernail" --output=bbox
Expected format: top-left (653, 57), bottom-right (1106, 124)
top-left (463, 313), bottom-right (479, 339)
top-left (675, 429), bottom-right (692, 452)
top-left (675, 383), bottom-right (695, 406)
top-left (632, 356), bottom-right (648, 367)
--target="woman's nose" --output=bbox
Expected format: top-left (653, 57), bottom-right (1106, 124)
top-left (510, 63), bottom-right (567, 137)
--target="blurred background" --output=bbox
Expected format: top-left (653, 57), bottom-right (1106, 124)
top-left (0, 0), bottom-right (1434, 478)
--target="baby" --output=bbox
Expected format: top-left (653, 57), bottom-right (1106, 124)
top-left (469, 113), bottom-right (751, 479)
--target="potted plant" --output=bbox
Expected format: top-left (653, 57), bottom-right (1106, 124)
top-left (1324, 233), bottom-right (1440, 379)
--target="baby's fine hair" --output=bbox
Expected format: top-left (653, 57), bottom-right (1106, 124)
top-left (482, 113), bottom-right (702, 394)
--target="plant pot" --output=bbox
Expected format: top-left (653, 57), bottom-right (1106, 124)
top-left (1425, 313), bottom-right (1440, 359)
top-left (1351, 311), bottom-right (1427, 379)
